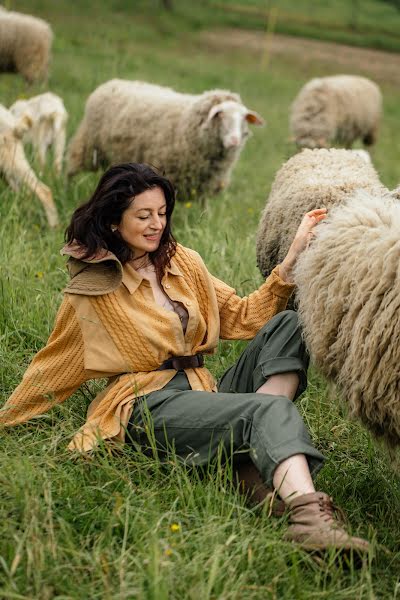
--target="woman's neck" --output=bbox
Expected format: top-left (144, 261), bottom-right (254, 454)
top-left (131, 252), bottom-right (152, 270)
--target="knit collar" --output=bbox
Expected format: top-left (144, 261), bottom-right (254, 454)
top-left (60, 242), bottom-right (119, 263)
top-left (61, 242), bottom-right (183, 296)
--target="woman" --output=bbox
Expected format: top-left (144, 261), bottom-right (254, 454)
top-left (1, 163), bottom-right (369, 554)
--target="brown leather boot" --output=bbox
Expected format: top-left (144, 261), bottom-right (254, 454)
top-left (284, 492), bottom-right (370, 553)
top-left (234, 461), bottom-right (286, 517)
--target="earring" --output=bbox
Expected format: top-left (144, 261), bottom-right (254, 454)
top-left (111, 225), bottom-right (117, 232)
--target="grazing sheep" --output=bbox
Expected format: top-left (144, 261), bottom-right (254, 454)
top-left (0, 6), bottom-right (53, 83)
top-left (290, 75), bottom-right (382, 149)
top-left (0, 104), bottom-right (58, 227)
top-left (295, 193), bottom-right (400, 448)
top-left (67, 79), bottom-right (264, 201)
top-left (10, 92), bottom-right (68, 174)
top-left (256, 148), bottom-right (387, 286)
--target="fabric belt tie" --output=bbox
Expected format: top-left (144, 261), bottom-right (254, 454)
top-left (157, 354), bottom-right (204, 371)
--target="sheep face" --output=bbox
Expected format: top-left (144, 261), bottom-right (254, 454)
top-left (205, 100), bottom-right (264, 150)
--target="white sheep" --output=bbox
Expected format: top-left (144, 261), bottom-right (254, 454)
top-left (0, 104), bottom-right (58, 227)
top-left (66, 79), bottom-right (264, 201)
top-left (0, 6), bottom-right (53, 83)
top-left (290, 75), bottom-right (382, 149)
top-left (295, 192), bottom-right (400, 449)
top-left (10, 93), bottom-right (68, 174)
top-left (256, 149), bottom-right (387, 288)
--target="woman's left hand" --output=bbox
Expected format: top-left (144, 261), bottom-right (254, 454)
top-left (279, 208), bottom-right (327, 284)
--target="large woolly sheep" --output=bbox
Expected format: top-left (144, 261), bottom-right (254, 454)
top-left (295, 193), bottom-right (400, 448)
top-left (0, 6), bottom-right (53, 83)
top-left (290, 75), bottom-right (382, 149)
top-left (67, 79), bottom-right (264, 201)
top-left (10, 92), bottom-right (68, 174)
top-left (0, 104), bottom-right (58, 227)
top-left (256, 148), bottom-right (387, 285)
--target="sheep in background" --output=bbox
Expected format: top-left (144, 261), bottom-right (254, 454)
top-left (67, 79), bottom-right (264, 201)
top-left (0, 104), bottom-right (58, 227)
top-left (290, 75), bottom-right (382, 150)
top-left (256, 148), bottom-right (387, 289)
top-left (10, 93), bottom-right (68, 174)
top-left (0, 6), bottom-right (53, 83)
top-left (295, 193), bottom-right (400, 448)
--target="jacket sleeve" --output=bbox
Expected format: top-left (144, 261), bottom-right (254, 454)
top-left (211, 266), bottom-right (296, 340)
top-left (0, 297), bottom-right (88, 426)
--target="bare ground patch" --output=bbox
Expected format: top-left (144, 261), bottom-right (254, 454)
top-left (201, 29), bottom-right (400, 86)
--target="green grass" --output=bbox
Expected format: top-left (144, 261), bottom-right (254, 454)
top-left (1, 1), bottom-right (400, 598)
top-left (128, 0), bottom-right (400, 53)
top-left (203, 0), bottom-right (400, 53)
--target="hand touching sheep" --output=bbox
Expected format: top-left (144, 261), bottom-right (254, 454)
top-left (279, 208), bottom-right (327, 283)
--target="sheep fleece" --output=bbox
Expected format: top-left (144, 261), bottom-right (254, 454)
top-left (0, 8), bottom-right (53, 83)
top-left (295, 193), bottom-right (400, 447)
top-left (290, 75), bottom-right (382, 149)
top-left (67, 79), bottom-right (249, 201)
top-left (256, 148), bottom-right (386, 279)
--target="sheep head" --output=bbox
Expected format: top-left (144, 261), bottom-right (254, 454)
top-left (204, 100), bottom-right (264, 150)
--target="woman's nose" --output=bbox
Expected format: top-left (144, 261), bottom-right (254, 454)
top-left (150, 216), bottom-right (164, 230)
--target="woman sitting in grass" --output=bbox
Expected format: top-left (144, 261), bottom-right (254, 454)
top-left (1, 162), bottom-right (369, 555)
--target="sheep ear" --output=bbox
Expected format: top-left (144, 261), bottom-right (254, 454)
top-left (206, 104), bottom-right (223, 124)
top-left (245, 110), bottom-right (265, 126)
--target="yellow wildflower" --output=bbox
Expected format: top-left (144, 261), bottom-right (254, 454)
top-left (184, 202), bottom-right (192, 209)
top-left (170, 523), bottom-right (180, 533)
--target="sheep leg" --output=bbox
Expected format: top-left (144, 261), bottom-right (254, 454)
top-left (363, 128), bottom-right (377, 146)
top-left (3, 141), bottom-right (59, 227)
top-left (35, 124), bottom-right (49, 171)
top-left (66, 119), bottom-right (88, 177)
top-left (53, 125), bottom-right (66, 174)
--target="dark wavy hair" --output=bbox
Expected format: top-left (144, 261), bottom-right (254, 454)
top-left (65, 163), bottom-right (177, 281)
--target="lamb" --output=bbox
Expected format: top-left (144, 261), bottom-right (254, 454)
top-left (10, 93), bottom-right (68, 174)
top-left (290, 75), bottom-right (382, 149)
top-left (0, 6), bottom-right (53, 83)
top-left (256, 148), bottom-right (387, 286)
top-left (294, 192), bottom-right (400, 448)
top-left (0, 104), bottom-right (58, 227)
top-left (66, 79), bottom-right (264, 201)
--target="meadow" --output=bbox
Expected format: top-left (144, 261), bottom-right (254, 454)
top-left (0, 1), bottom-right (400, 598)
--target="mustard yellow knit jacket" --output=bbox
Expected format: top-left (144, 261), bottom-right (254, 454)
top-left (1, 244), bottom-right (295, 451)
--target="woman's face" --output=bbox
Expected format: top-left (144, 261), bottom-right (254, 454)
top-left (115, 186), bottom-right (167, 258)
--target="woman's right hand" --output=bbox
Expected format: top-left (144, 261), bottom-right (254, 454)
top-left (279, 208), bottom-right (327, 284)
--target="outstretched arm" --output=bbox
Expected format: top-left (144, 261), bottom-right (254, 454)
top-left (1, 297), bottom-right (88, 426)
top-left (212, 267), bottom-right (296, 340)
top-left (279, 208), bottom-right (327, 283)
top-left (214, 209), bottom-right (327, 339)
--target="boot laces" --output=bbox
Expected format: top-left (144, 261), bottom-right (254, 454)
top-left (318, 495), bottom-right (346, 525)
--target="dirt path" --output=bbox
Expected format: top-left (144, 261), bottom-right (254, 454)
top-left (201, 29), bottom-right (400, 86)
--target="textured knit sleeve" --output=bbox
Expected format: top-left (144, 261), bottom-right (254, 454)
top-left (211, 266), bottom-right (296, 340)
top-left (0, 297), bottom-right (87, 426)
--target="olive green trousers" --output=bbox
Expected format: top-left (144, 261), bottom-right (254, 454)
top-left (128, 310), bottom-right (325, 486)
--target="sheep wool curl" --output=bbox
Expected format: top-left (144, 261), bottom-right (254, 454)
top-left (0, 6), bottom-right (53, 83)
top-left (256, 148), bottom-right (387, 282)
top-left (290, 75), bottom-right (382, 149)
top-left (66, 79), bottom-right (264, 201)
top-left (295, 192), bottom-right (400, 448)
